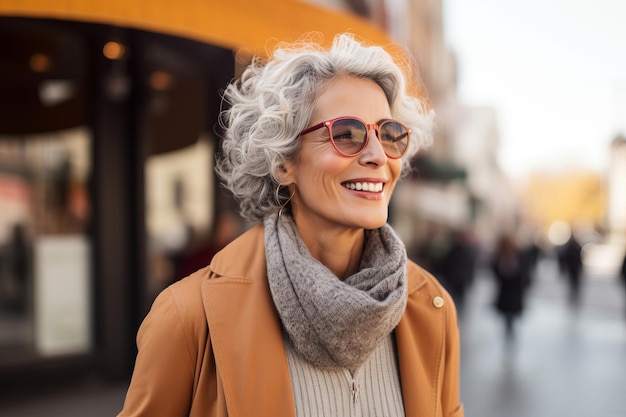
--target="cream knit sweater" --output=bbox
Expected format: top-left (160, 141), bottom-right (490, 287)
top-left (285, 334), bottom-right (406, 417)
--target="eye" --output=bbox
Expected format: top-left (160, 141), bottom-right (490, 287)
top-left (332, 120), bottom-right (366, 142)
top-left (387, 131), bottom-right (408, 143)
top-left (380, 123), bottom-right (407, 143)
top-left (332, 127), bottom-right (355, 140)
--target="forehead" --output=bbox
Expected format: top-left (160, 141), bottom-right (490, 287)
top-left (312, 77), bottom-right (391, 122)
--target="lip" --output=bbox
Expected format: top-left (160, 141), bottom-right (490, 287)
top-left (341, 178), bottom-right (387, 198)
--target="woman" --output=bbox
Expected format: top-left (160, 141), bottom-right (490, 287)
top-left (118, 33), bottom-right (463, 417)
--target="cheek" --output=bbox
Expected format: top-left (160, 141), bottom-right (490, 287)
top-left (386, 160), bottom-right (403, 191)
top-left (298, 153), bottom-right (348, 184)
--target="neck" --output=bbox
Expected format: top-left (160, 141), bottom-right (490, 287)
top-left (295, 221), bottom-right (365, 280)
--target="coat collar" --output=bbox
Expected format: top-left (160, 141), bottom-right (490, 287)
top-left (202, 224), bottom-right (295, 417)
top-left (202, 224), bottom-right (432, 417)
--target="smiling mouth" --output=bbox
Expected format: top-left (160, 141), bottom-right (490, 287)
top-left (342, 181), bottom-right (384, 192)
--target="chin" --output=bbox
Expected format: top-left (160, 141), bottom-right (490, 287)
top-left (357, 215), bottom-right (388, 230)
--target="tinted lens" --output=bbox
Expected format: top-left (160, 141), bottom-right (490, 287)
top-left (330, 118), bottom-right (368, 155)
top-left (379, 120), bottom-right (409, 158)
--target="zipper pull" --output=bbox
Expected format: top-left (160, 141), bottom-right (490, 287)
top-left (352, 380), bottom-right (360, 402)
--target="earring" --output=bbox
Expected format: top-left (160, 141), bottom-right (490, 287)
top-left (277, 185), bottom-right (295, 218)
top-left (274, 184), bottom-right (285, 206)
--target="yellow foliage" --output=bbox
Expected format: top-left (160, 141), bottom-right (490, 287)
top-left (518, 171), bottom-right (606, 231)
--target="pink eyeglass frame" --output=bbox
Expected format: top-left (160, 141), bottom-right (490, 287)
top-left (299, 116), bottom-right (411, 159)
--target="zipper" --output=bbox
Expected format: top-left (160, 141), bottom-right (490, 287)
top-left (345, 370), bottom-right (360, 417)
top-left (352, 379), bottom-right (360, 402)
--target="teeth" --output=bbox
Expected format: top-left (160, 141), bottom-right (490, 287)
top-left (343, 182), bottom-right (383, 192)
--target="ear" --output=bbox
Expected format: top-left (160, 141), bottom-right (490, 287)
top-left (277, 160), bottom-right (296, 185)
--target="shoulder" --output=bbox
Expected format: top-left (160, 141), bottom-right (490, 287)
top-left (405, 259), bottom-right (458, 321)
top-left (407, 259), bottom-right (451, 298)
top-left (166, 269), bottom-right (209, 319)
top-left (208, 223), bottom-right (266, 278)
top-left (144, 270), bottom-right (210, 354)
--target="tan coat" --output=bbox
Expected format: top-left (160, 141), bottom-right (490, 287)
top-left (118, 224), bottom-right (464, 417)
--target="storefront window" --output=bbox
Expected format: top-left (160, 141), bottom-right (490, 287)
top-left (144, 136), bottom-right (213, 300)
top-left (0, 127), bottom-right (92, 361)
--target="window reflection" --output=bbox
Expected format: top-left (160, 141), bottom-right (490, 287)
top-left (144, 136), bottom-right (213, 300)
top-left (0, 128), bottom-right (92, 359)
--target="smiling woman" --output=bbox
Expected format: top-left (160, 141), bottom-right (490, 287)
top-left (118, 33), bottom-right (464, 417)
top-left (284, 76), bottom-right (405, 237)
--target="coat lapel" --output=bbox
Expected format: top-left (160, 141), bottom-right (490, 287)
top-left (201, 225), bottom-right (296, 417)
top-left (395, 262), bottom-right (443, 417)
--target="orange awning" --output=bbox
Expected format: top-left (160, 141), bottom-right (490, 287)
top-left (0, 0), bottom-right (397, 55)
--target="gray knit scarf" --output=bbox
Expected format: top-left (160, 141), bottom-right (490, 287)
top-left (264, 213), bottom-right (408, 370)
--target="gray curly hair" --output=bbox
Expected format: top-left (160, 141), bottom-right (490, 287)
top-left (216, 33), bottom-right (434, 223)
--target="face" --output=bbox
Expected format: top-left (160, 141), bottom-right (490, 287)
top-left (281, 76), bottom-right (403, 232)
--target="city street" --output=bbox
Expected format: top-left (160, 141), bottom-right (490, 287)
top-left (1, 257), bottom-right (625, 417)
top-left (460, 257), bottom-right (626, 417)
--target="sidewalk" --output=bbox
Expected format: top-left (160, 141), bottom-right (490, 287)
top-left (1, 258), bottom-right (625, 417)
top-left (459, 257), bottom-right (626, 417)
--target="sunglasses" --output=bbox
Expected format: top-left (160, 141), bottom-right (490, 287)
top-left (299, 116), bottom-right (411, 159)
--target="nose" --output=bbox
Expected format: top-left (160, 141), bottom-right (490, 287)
top-left (358, 127), bottom-right (387, 166)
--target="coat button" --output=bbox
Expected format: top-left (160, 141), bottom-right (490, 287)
top-left (433, 296), bottom-right (444, 308)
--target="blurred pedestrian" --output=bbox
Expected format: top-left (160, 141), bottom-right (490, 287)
top-left (491, 234), bottom-right (530, 344)
top-left (522, 235), bottom-right (542, 286)
top-left (436, 228), bottom-right (478, 311)
top-left (3, 223), bottom-right (30, 313)
top-left (118, 34), bottom-right (464, 417)
top-left (561, 233), bottom-right (583, 307)
top-left (621, 248), bottom-right (626, 319)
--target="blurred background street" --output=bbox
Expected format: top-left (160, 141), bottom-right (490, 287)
top-left (459, 256), bottom-right (626, 417)
top-left (1, 1), bottom-right (626, 416)
top-left (1, 254), bottom-right (624, 417)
